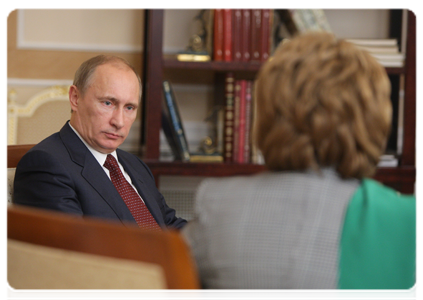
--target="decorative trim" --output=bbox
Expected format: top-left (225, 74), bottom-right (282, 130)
top-left (8, 85), bottom-right (70, 145)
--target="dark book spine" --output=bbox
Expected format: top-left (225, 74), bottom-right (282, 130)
top-left (237, 80), bottom-right (247, 163)
top-left (244, 80), bottom-right (253, 163)
top-left (161, 111), bottom-right (181, 160)
top-left (261, 9), bottom-right (271, 62)
top-left (214, 9), bottom-right (224, 61)
top-left (232, 80), bottom-right (241, 162)
top-left (232, 9), bottom-right (242, 61)
top-left (162, 81), bottom-right (190, 162)
top-left (241, 9), bottom-right (251, 62)
top-left (223, 73), bottom-right (235, 162)
top-left (223, 9), bottom-right (232, 61)
top-left (277, 9), bottom-right (302, 36)
top-left (250, 9), bottom-right (262, 62)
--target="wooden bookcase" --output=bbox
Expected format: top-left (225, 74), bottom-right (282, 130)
top-left (140, 9), bottom-right (416, 194)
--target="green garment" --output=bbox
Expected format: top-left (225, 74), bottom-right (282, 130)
top-left (339, 178), bottom-right (415, 289)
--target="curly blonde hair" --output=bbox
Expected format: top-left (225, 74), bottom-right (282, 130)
top-left (253, 32), bottom-right (392, 179)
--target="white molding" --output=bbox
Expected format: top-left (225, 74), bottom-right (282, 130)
top-left (8, 78), bottom-right (73, 87)
top-left (17, 41), bottom-right (143, 53)
top-left (16, 10), bottom-right (25, 50)
top-left (16, 10), bottom-right (143, 53)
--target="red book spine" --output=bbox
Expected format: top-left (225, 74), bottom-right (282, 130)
top-left (232, 9), bottom-right (242, 61)
top-left (261, 9), bottom-right (271, 62)
top-left (223, 9), bottom-right (232, 61)
top-left (237, 80), bottom-right (247, 163)
top-left (214, 9), bottom-right (224, 61)
top-left (241, 9), bottom-right (251, 62)
top-left (223, 73), bottom-right (235, 162)
top-left (250, 9), bottom-right (262, 62)
top-left (232, 80), bottom-right (241, 162)
top-left (243, 80), bottom-right (253, 163)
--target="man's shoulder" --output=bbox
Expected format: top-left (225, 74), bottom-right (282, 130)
top-left (115, 149), bottom-right (155, 180)
top-left (116, 148), bottom-right (140, 162)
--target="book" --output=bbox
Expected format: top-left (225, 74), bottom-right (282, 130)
top-left (312, 9), bottom-right (331, 32)
top-left (213, 9), bottom-right (224, 61)
top-left (223, 73), bottom-right (235, 162)
top-left (223, 9), bottom-right (232, 61)
top-left (355, 45), bottom-right (400, 54)
top-left (232, 80), bottom-right (241, 162)
top-left (278, 9), bottom-right (306, 36)
top-left (176, 53), bottom-right (211, 62)
top-left (346, 38), bottom-right (398, 47)
top-left (377, 154), bottom-right (398, 167)
top-left (232, 9), bottom-right (243, 61)
top-left (371, 53), bottom-right (404, 61)
top-left (162, 80), bottom-right (190, 162)
top-left (189, 153), bottom-right (224, 163)
top-left (375, 60), bottom-right (404, 67)
top-left (299, 9), bottom-right (320, 31)
top-left (278, 9), bottom-right (331, 36)
top-left (250, 9), bottom-right (262, 62)
top-left (237, 80), bottom-right (247, 163)
top-left (205, 10), bottom-right (215, 57)
top-left (260, 9), bottom-right (272, 62)
top-left (241, 9), bottom-right (251, 61)
top-left (347, 39), bottom-right (403, 67)
top-left (243, 80), bottom-right (253, 163)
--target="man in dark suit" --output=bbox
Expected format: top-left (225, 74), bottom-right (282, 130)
top-left (13, 55), bottom-right (186, 230)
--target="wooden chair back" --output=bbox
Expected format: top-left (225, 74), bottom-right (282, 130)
top-left (8, 144), bottom-right (35, 168)
top-left (7, 206), bottom-right (200, 289)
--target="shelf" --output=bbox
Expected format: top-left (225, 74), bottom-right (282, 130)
top-left (385, 67), bottom-right (405, 75)
top-left (163, 59), bottom-right (263, 72)
top-left (163, 58), bottom-right (405, 75)
top-left (145, 160), bottom-right (266, 178)
top-left (145, 160), bottom-right (415, 193)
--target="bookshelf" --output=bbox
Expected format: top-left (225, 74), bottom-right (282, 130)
top-left (140, 9), bottom-right (416, 194)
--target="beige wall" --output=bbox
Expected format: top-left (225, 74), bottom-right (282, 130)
top-left (7, 10), bottom-right (144, 80)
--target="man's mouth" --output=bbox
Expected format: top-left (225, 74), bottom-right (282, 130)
top-left (104, 132), bottom-right (121, 139)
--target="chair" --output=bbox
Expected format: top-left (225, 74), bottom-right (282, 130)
top-left (7, 205), bottom-right (200, 289)
top-left (7, 144), bottom-right (35, 205)
top-left (8, 85), bottom-right (70, 145)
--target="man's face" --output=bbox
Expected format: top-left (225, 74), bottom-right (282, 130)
top-left (69, 63), bottom-right (140, 154)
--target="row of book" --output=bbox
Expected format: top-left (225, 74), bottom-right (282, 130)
top-left (180, 9), bottom-right (404, 68)
top-left (222, 73), bottom-right (255, 163)
top-left (278, 9), bottom-right (404, 68)
top-left (213, 9), bottom-right (274, 63)
top-left (346, 38), bottom-right (404, 67)
top-left (162, 80), bottom-right (225, 163)
top-left (161, 78), bottom-right (398, 167)
top-left (161, 78), bottom-right (260, 164)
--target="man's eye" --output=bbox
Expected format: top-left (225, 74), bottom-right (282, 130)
top-left (104, 101), bottom-right (112, 106)
top-left (126, 106), bottom-right (135, 111)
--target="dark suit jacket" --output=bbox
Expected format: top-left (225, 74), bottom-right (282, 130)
top-left (13, 122), bottom-right (187, 229)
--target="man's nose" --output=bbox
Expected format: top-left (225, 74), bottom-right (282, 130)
top-left (110, 108), bottom-right (124, 129)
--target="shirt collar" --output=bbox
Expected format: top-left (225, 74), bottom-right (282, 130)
top-left (68, 122), bottom-right (118, 167)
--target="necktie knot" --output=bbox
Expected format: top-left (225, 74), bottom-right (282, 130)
top-left (104, 154), bottom-right (119, 171)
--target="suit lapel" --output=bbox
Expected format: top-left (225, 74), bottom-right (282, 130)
top-left (60, 122), bottom-right (136, 224)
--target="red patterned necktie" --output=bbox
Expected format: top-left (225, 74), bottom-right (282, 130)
top-left (103, 154), bottom-right (161, 231)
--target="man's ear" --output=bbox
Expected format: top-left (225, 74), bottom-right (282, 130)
top-left (69, 85), bottom-right (80, 112)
